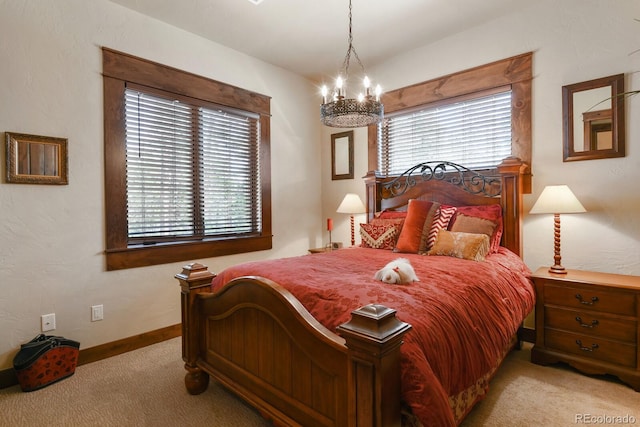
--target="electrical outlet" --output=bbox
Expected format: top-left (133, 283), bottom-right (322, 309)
top-left (91, 305), bottom-right (104, 322)
top-left (41, 313), bottom-right (56, 332)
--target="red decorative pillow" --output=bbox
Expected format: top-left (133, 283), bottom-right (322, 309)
top-left (375, 210), bottom-right (408, 219)
top-left (448, 204), bottom-right (503, 253)
top-left (422, 205), bottom-right (457, 254)
top-left (394, 199), bottom-right (440, 253)
top-left (360, 223), bottom-right (401, 250)
top-left (370, 217), bottom-right (405, 231)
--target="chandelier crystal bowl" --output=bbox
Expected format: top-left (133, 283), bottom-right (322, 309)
top-left (320, 97), bottom-right (383, 128)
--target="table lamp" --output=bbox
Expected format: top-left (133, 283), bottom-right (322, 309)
top-left (529, 185), bottom-right (586, 274)
top-left (337, 193), bottom-right (366, 246)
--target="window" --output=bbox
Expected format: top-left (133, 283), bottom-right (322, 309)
top-left (379, 89), bottom-right (512, 176)
top-left (103, 48), bottom-right (271, 270)
top-left (125, 87), bottom-right (261, 242)
top-left (368, 53), bottom-right (532, 187)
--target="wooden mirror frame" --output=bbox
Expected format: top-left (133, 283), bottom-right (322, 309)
top-left (331, 131), bottom-right (354, 180)
top-left (562, 74), bottom-right (625, 162)
top-left (5, 132), bottom-right (69, 184)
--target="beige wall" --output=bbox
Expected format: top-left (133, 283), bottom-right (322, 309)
top-left (0, 0), bottom-right (321, 369)
top-left (321, 0), bottom-right (640, 277)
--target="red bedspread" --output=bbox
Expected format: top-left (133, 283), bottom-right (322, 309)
top-left (211, 247), bottom-right (535, 426)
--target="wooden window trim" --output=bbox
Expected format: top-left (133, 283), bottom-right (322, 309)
top-left (368, 52), bottom-right (532, 191)
top-left (103, 48), bottom-right (272, 270)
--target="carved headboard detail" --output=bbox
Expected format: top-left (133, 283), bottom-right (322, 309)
top-left (363, 157), bottom-right (526, 256)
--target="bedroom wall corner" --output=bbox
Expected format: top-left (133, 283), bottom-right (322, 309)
top-left (320, 126), bottom-right (369, 249)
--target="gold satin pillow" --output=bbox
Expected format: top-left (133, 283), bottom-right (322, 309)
top-left (427, 230), bottom-right (490, 261)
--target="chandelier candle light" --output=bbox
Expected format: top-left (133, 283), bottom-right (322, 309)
top-left (320, 0), bottom-right (383, 128)
top-left (529, 185), bottom-right (586, 274)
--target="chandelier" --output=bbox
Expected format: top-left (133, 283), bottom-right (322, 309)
top-left (320, 0), bottom-right (383, 128)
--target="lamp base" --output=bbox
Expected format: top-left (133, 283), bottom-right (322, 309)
top-left (549, 213), bottom-right (567, 275)
top-left (548, 264), bottom-right (567, 274)
top-left (349, 215), bottom-right (356, 247)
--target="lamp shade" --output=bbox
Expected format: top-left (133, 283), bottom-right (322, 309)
top-left (336, 193), bottom-right (366, 214)
top-left (529, 185), bottom-right (586, 214)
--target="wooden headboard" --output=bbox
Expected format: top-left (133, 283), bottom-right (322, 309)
top-left (363, 157), bottom-right (527, 256)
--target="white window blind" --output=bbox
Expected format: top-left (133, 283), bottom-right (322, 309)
top-left (200, 107), bottom-right (260, 236)
top-left (379, 90), bottom-right (512, 175)
top-left (125, 88), bottom-right (261, 242)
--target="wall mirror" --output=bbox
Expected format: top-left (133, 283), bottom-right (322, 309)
top-left (562, 74), bottom-right (625, 162)
top-left (5, 132), bottom-right (68, 184)
top-left (331, 131), bottom-right (354, 180)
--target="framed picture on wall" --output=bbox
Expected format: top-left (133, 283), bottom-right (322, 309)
top-left (5, 132), bottom-right (68, 185)
top-left (331, 131), bottom-right (354, 180)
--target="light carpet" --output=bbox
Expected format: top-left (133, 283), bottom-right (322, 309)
top-left (1, 339), bottom-right (638, 426)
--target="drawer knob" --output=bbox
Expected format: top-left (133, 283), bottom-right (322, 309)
top-left (576, 339), bottom-right (599, 352)
top-left (575, 293), bottom-right (599, 306)
top-left (575, 316), bottom-right (599, 328)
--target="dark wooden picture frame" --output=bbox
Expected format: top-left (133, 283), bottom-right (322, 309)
top-left (562, 74), bottom-right (625, 162)
top-left (331, 131), bottom-right (354, 180)
top-left (5, 132), bottom-right (68, 184)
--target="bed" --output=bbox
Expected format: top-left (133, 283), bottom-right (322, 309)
top-left (175, 157), bottom-right (534, 427)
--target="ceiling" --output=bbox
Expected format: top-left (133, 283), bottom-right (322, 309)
top-left (108, 0), bottom-right (531, 82)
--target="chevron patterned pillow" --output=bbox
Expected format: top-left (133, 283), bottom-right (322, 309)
top-left (421, 205), bottom-right (457, 254)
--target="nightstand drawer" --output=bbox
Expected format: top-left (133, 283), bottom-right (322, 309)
top-left (545, 329), bottom-right (637, 368)
top-left (545, 307), bottom-right (637, 343)
top-left (544, 283), bottom-right (636, 316)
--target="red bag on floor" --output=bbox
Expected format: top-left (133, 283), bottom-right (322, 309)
top-left (13, 334), bottom-right (80, 392)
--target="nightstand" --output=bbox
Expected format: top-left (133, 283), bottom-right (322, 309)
top-left (531, 267), bottom-right (640, 391)
top-left (308, 247), bottom-right (333, 254)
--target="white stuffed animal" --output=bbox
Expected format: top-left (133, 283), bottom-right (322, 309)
top-left (374, 258), bottom-right (419, 284)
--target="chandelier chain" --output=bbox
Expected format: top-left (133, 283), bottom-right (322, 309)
top-left (340, 0), bottom-right (366, 81)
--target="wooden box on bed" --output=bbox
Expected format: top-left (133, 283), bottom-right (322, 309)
top-left (175, 157), bottom-right (527, 427)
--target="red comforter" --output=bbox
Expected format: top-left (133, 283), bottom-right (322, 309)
top-left (211, 247), bottom-right (535, 426)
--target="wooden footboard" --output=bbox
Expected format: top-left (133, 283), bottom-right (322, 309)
top-left (176, 263), bottom-right (412, 427)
